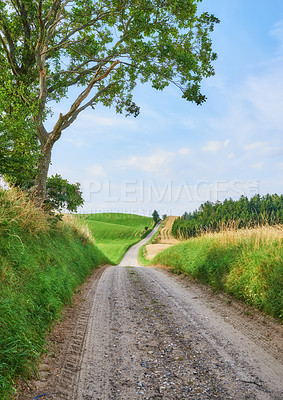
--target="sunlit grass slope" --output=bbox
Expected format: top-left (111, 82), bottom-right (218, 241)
top-left (0, 188), bottom-right (108, 399)
top-left (77, 213), bottom-right (154, 264)
top-left (153, 225), bottom-right (283, 320)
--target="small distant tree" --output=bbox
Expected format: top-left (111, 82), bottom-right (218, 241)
top-left (162, 214), bottom-right (167, 220)
top-left (152, 210), bottom-right (160, 224)
top-left (45, 174), bottom-right (84, 212)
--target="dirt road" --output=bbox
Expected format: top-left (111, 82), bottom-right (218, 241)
top-left (19, 229), bottom-right (283, 400)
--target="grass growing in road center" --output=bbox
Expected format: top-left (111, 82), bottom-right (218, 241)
top-left (76, 213), bottom-right (154, 264)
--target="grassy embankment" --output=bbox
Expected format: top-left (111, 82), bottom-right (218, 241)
top-left (0, 188), bottom-right (109, 399)
top-left (77, 213), bottom-right (154, 264)
top-left (152, 225), bottom-right (283, 320)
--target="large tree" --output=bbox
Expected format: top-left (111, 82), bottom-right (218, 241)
top-left (0, 78), bottom-right (40, 187)
top-left (0, 0), bottom-right (219, 201)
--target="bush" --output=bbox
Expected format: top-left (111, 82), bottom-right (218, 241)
top-left (45, 174), bottom-right (84, 212)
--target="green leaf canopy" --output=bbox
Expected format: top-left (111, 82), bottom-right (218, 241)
top-left (0, 0), bottom-right (219, 197)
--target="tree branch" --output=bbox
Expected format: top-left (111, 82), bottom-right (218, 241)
top-left (119, 61), bottom-right (139, 69)
top-left (41, 38), bottom-right (84, 57)
top-left (0, 13), bottom-right (16, 54)
top-left (46, 58), bottom-right (100, 80)
top-left (45, 4), bottom-right (64, 46)
top-left (71, 60), bottom-right (119, 111)
top-left (44, 5), bottom-right (132, 62)
top-left (44, 0), bottom-right (63, 29)
top-left (0, 34), bottom-right (19, 76)
top-left (47, 64), bottom-right (100, 94)
top-left (0, 11), bottom-right (21, 75)
top-left (54, 12), bottom-right (111, 52)
top-left (49, 60), bottom-right (119, 142)
top-left (62, 83), bottom-right (116, 129)
top-left (38, 0), bottom-right (43, 34)
top-left (10, 0), bottom-right (21, 17)
top-left (47, 55), bottom-right (116, 94)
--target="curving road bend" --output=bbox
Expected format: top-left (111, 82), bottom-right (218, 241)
top-left (118, 222), bottom-right (161, 267)
top-left (20, 227), bottom-right (283, 400)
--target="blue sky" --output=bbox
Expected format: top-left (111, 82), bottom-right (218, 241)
top-left (48, 0), bottom-right (283, 216)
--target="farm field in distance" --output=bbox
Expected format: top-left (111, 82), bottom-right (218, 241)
top-left (141, 216), bottom-right (180, 261)
top-left (76, 213), bottom-right (154, 264)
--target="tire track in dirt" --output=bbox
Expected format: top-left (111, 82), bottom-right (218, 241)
top-left (54, 266), bottom-right (110, 398)
top-left (16, 266), bottom-right (109, 400)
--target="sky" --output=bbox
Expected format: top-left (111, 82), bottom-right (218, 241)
top-left (47, 0), bottom-right (283, 217)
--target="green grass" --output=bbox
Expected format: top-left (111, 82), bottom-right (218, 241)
top-left (138, 217), bottom-right (180, 266)
top-left (138, 222), bottom-right (164, 266)
top-left (76, 213), bottom-right (154, 264)
top-left (0, 188), bottom-right (109, 399)
top-left (153, 225), bottom-right (283, 320)
top-left (138, 244), bottom-right (152, 266)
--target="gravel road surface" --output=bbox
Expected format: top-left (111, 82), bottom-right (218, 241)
top-left (18, 228), bottom-right (283, 400)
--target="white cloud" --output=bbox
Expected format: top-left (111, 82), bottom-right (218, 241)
top-left (64, 136), bottom-right (86, 147)
top-left (207, 20), bottom-right (283, 147)
top-left (76, 112), bottom-right (138, 130)
top-left (250, 162), bottom-right (264, 169)
top-left (86, 163), bottom-right (106, 177)
top-left (270, 19), bottom-right (283, 48)
top-left (243, 71), bottom-right (283, 131)
top-left (116, 150), bottom-right (175, 175)
top-left (178, 147), bottom-right (192, 155)
top-left (205, 74), bottom-right (225, 89)
top-left (179, 117), bottom-right (198, 130)
top-left (245, 142), bottom-right (267, 151)
top-left (202, 140), bottom-right (230, 153)
top-left (239, 18), bottom-right (283, 134)
top-left (244, 142), bottom-right (283, 158)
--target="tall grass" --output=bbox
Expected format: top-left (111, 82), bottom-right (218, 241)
top-left (0, 188), bottom-right (109, 399)
top-left (77, 213), bottom-right (154, 264)
top-left (153, 225), bottom-right (283, 320)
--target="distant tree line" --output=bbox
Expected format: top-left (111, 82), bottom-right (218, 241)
top-left (172, 194), bottom-right (283, 239)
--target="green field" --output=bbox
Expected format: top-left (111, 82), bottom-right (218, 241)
top-left (77, 213), bottom-right (154, 264)
top-left (153, 225), bottom-right (283, 320)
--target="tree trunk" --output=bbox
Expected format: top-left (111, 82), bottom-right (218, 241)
top-left (32, 145), bottom-right (52, 204)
